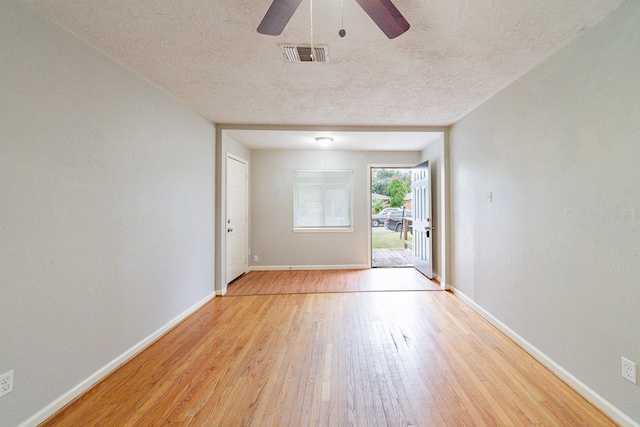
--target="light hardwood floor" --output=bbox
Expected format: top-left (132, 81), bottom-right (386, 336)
top-left (226, 269), bottom-right (441, 295)
top-left (41, 270), bottom-right (615, 426)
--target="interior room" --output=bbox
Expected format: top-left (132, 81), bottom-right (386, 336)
top-left (218, 128), bottom-right (446, 288)
top-left (2, 0), bottom-right (639, 425)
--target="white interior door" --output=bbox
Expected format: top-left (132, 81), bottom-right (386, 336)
top-left (226, 155), bottom-right (248, 284)
top-left (412, 161), bottom-right (433, 278)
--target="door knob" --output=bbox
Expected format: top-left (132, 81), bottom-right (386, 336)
top-left (227, 228), bottom-right (233, 232)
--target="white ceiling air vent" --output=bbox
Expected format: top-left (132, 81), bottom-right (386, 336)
top-left (280, 45), bottom-right (329, 63)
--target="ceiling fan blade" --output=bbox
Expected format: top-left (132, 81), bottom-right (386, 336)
top-left (257, 0), bottom-right (304, 36)
top-left (355, 0), bottom-right (410, 39)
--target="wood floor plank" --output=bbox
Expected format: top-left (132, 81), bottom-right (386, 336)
top-left (41, 271), bottom-right (616, 427)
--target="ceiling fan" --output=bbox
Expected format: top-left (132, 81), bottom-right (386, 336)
top-left (257, 0), bottom-right (410, 39)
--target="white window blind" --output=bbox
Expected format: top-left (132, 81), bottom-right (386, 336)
top-left (293, 170), bottom-right (353, 230)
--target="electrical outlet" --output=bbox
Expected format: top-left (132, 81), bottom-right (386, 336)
top-left (0, 370), bottom-right (14, 398)
top-left (253, 255), bottom-right (259, 262)
top-left (622, 357), bottom-right (636, 384)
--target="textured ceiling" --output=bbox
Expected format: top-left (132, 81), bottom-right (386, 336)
top-left (20, 0), bottom-right (625, 132)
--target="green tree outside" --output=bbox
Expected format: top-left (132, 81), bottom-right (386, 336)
top-left (371, 169), bottom-right (410, 196)
top-left (387, 178), bottom-right (408, 207)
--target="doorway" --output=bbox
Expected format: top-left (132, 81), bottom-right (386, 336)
top-left (370, 167), bottom-right (413, 268)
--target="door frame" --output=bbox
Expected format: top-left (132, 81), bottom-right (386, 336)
top-left (215, 131), bottom-right (250, 295)
top-left (367, 163), bottom-right (417, 269)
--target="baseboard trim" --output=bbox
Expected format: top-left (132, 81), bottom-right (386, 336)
top-left (451, 287), bottom-right (639, 427)
top-left (249, 264), bottom-right (369, 271)
top-left (19, 292), bottom-right (216, 427)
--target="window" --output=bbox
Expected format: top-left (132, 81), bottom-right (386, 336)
top-left (293, 170), bottom-right (354, 231)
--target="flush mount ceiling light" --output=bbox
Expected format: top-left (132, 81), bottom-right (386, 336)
top-left (315, 137), bottom-right (333, 147)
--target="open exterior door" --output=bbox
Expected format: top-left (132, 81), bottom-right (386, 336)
top-left (412, 161), bottom-right (433, 278)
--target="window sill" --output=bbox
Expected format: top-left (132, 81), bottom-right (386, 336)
top-left (292, 227), bottom-right (355, 233)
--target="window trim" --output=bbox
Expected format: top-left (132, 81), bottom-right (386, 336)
top-left (292, 169), bottom-right (354, 233)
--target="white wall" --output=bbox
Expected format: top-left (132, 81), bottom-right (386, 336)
top-left (450, 0), bottom-right (640, 423)
top-left (250, 150), bottom-right (421, 268)
top-left (0, 3), bottom-right (215, 426)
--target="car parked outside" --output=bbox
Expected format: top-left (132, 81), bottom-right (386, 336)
top-left (371, 207), bottom-right (402, 227)
top-left (384, 208), bottom-right (412, 233)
